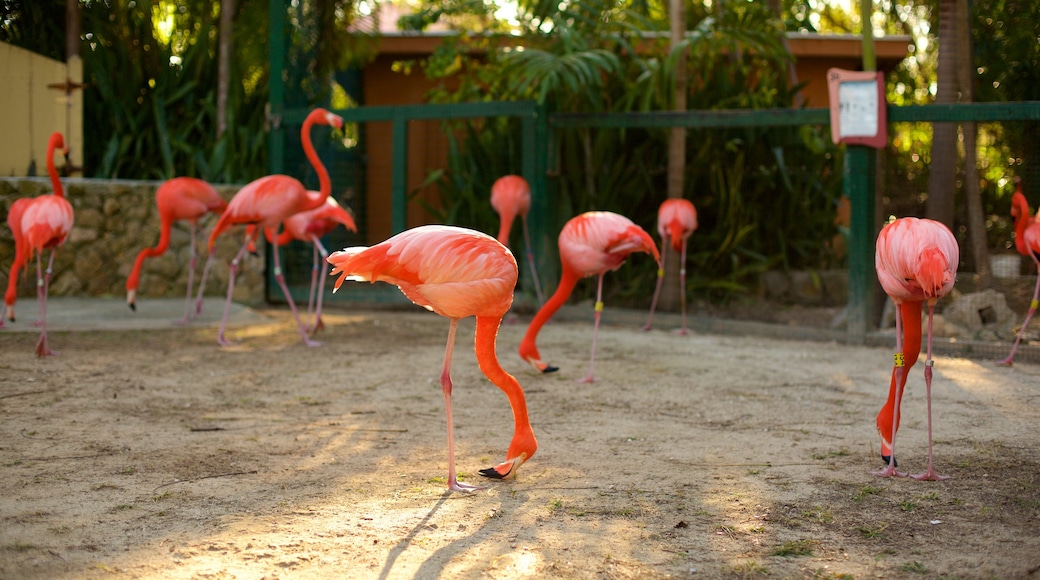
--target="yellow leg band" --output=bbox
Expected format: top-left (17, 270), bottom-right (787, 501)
top-left (1032, 299), bottom-right (1039, 310)
top-left (595, 301), bottom-right (604, 313)
top-left (894, 352), bottom-right (905, 367)
top-left (657, 268), bottom-right (665, 278)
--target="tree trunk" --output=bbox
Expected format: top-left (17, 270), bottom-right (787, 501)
top-left (661, 0), bottom-right (687, 311)
top-left (216, 0), bottom-right (235, 139)
top-left (956, 0), bottom-right (990, 289)
top-left (926, 0), bottom-right (958, 229)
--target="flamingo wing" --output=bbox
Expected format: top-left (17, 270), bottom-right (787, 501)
top-left (21, 196), bottom-right (74, 250)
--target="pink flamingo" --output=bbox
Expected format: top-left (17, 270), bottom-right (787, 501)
top-left (491, 175), bottom-right (544, 306)
top-left (328, 225), bottom-right (537, 492)
top-left (997, 177), bottom-right (1040, 366)
top-left (642, 198), bottom-right (698, 334)
top-left (261, 197), bottom-right (356, 334)
top-left (518, 211), bottom-right (660, 383)
top-left (203, 108), bottom-right (343, 347)
top-left (1, 132), bottom-right (74, 356)
top-left (874, 217), bottom-right (959, 480)
top-left (125, 177), bottom-right (227, 323)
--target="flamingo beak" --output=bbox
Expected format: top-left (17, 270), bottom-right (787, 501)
top-left (478, 453), bottom-right (528, 480)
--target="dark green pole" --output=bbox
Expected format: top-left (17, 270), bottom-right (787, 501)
top-left (527, 102), bottom-right (558, 297)
top-left (845, 146), bottom-right (875, 343)
top-left (268, 0), bottom-right (286, 175)
top-left (391, 115), bottom-right (408, 234)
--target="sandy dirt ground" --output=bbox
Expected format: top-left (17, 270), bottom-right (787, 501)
top-left (1, 299), bottom-right (1039, 579)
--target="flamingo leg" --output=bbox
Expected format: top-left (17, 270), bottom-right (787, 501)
top-left (31, 253), bottom-right (49, 327)
top-left (872, 301), bottom-right (908, 477)
top-left (998, 260), bottom-right (1040, 366)
top-left (521, 216), bottom-right (545, 306)
top-left (215, 240), bottom-right (253, 346)
top-left (642, 241), bottom-right (668, 332)
top-left (578, 273), bottom-right (606, 384)
top-left (306, 243), bottom-right (320, 325)
top-left (913, 302), bottom-right (949, 481)
top-left (194, 252), bottom-right (216, 318)
top-left (269, 229), bottom-right (321, 347)
top-left (178, 222), bottom-right (198, 324)
top-left (674, 240), bottom-right (690, 336)
top-left (309, 236), bottom-right (331, 335)
top-left (34, 250), bottom-right (58, 357)
top-left (441, 318), bottom-right (484, 492)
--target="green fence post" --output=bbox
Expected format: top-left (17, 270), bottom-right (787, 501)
top-left (527, 102), bottom-right (558, 298)
top-left (391, 114), bottom-right (408, 235)
top-left (845, 145), bottom-right (876, 344)
top-left (267, 0), bottom-right (286, 175)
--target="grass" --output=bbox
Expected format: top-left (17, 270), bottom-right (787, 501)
top-left (772, 539), bottom-right (815, 557)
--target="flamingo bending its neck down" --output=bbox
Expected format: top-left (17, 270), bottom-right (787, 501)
top-left (1, 132), bottom-right (74, 356)
top-left (491, 175), bottom-right (544, 306)
top-left (874, 217), bottom-right (958, 481)
top-left (327, 225), bottom-right (537, 492)
top-left (642, 198), bottom-right (698, 334)
top-left (203, 108), bottom-right (343, 347)
top-left (997, 177), bottom-right (1040, 366)
top-left (126, 177), bottom-right (227, 323)
top-left (263, 196), bottom-right (356, 334)
top-left (519, 211), bottom-right (659, 383)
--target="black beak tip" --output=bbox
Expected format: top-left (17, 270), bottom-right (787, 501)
top-left (128, 303), bottom-right (136, 312)
top-left (478, 467), bottom-right (506, 480)
top-left (542, 365), bottom-right (559, 374)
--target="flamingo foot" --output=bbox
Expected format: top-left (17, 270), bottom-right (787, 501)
top-left (640, 323), bottom-right (653, 332)
top-left (35, 335), bottom-right (58, 357)
top-left (217, 333), bottom-right (236, 347)
top-left (301, 337), bottom-right (323, 348)
top-left (576, 374), bottom-right (595, 384)
top-left (448, 478), bottom-right (486, 492)
top-left (194, 299), bottom-right (205, 317)
top-left (871, 455), bottom-right (907, 477)
top-left (672, 328), bottom-right (691, 336)
top-left (479, 454), bottom-right (528, 480)
top-left (995, 356), bottom-right (1014, 367)
top-left (911, 469), bottom-right (949, 481)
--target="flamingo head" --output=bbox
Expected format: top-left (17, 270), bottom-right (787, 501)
top-left (126, 289), bottom-right (137, 311)
top-left (306, 108), bottom-right (345, 131)
top-left (916, 247), bottom-right (955, 299)
top-left (478, 429), bottom-right (537, 481)
top-left (1011, 190), bottom-right (1030, 220)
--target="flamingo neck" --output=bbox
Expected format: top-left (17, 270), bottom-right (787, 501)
top-left (519, 268), bottom-right (579, 356)
top-left (876, 301), bottom-right (924, 450)
top-left (1012, 196), bottom-right (1033, 256)
top-left (302, 117), bottom-right (331, 211)
top-left (47, 140), bottom-right (65, 199)
top-left (475, 316), bottom-right (536, 459)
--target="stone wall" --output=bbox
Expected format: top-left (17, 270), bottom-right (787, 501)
top-left (0, 178), bottom-right (265, 306)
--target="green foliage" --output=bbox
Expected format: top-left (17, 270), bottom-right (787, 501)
top-left (409, 0), bottom-right (843, 305)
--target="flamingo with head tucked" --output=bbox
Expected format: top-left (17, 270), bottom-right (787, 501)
top-left (491, 175), bottom-right (544, 306)
top-left (874, 217), bottom-right (959, 481)
top-left (997, 177), bottom-right (1040, 366)
top-left (1, 132), bottom-right (74, 356)
top-left (126, 177), bottom-right (227, 323)
top-left (518, 211), bottom-right (660, 383)
top-left (328, 225), bottom-right (537, 492)
top-left (642, 198), bottom-right (698, 334)
top-left (203, 108), bottom-right (344, 347)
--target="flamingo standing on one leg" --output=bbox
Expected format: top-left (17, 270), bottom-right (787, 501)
top-left (491, 175), bottom-right (544, 306)
top-left (4, 132), bottom-right (75, 356)
top-left (263, 196), bottom-right (356, 334)
top-left (126, 177), bottom-right (227, 323)
top-left (519, 211), bottom-right (660, 383)
top-left (642, 198), bottom-right (698, 334)
top-left (874, 217), bottom-right (959, 481)
top-left (997, 177), bottom-right (1040, 366)
top-left (327, 225), bottom-right (537, 492)
top-left (202, 108), bottom-right (343, 347)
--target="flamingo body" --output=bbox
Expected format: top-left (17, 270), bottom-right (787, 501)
top-left (202, 108), bottom-right (343, 347)
top-left (328, 225), bottom-right (537, 492)
top-left (998, 178), bottom-right (1040, 366)
top-left (126, 177), bottom-right (226, 320)
top-left (1, 132), bottom-right (73, 356)
top-left (490, 175), bottom-right (544, 305)
top-left (643, 198), bottom-right (698, 333)
top-left (874, 217), bottom-right (958, 480)
top-left (519, 211), bottom-right (660, 382)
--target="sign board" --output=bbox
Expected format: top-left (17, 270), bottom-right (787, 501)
top-left (827, 69), bottom-right (887, 149)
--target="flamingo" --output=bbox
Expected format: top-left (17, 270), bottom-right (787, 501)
top-left (518, 211), bottom-right (660, 383)
top-left (491, 175), bottom-right (544, 306)
top-left (1, 132), bottom-right (74, 356)
top-left (125, 177), bottom-right (227, 323)
top-left (874, 217), bottom-right (959, 480)
top-left (260, 197), bottom-right (356, 334)
top-left (642, 198), bottom-right (698, 334)
top-left (327, 225), bottom-right (537, 492)
top-left (203, 107), bottom-right (343, 347)
top-left (997, 177), bottom-right (1040, 366)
